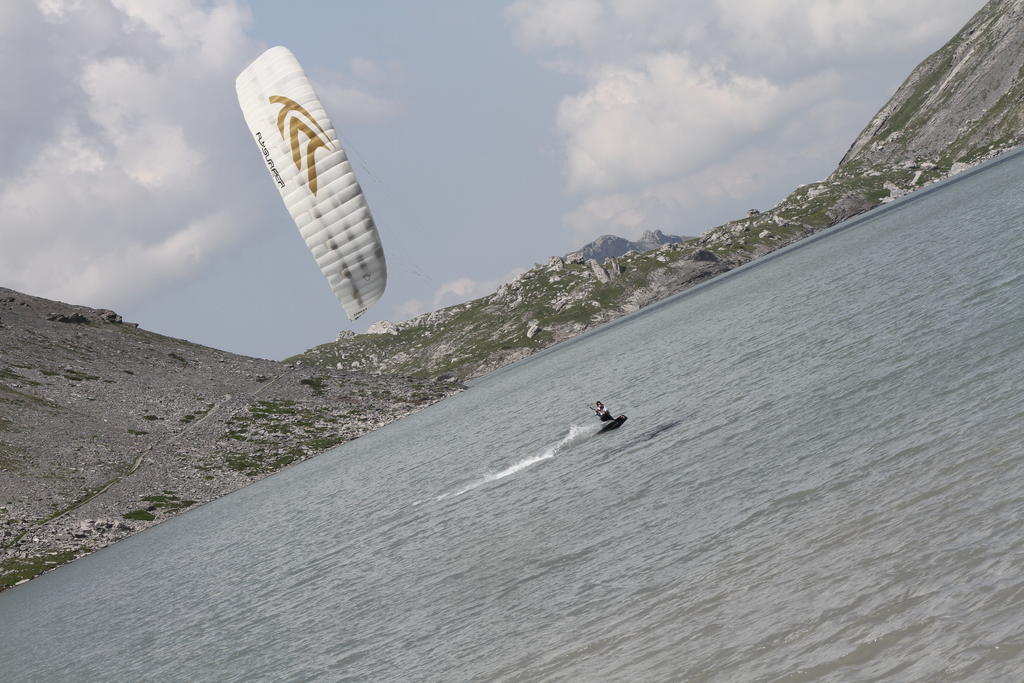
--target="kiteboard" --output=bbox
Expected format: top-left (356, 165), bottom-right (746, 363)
top-left (599, 415), bottom-right (628, 433)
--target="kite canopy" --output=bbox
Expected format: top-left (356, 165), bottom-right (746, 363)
top-left (236, 46), bottom-right (387, 321)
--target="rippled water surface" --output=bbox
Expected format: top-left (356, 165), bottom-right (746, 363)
top-left (4, 153), bottom-right (1024, 681)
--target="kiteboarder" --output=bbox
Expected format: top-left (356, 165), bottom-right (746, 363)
top-left (593, 401), bottom-right (614, 422)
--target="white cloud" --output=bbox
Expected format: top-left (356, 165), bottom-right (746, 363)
top-left (0, 1), bottom-right (399, 311)
top-left (507, 0), bottom-right (981, 245)
top-left (508, 0), bottom-right (978, 69)
top-left (316, 79), bottom-right (399, 125)
top-left (0, 1), bottom-right (253, 307)
top-left (559, 52), bottom-right (835, 192)
top-left (714, 0), bottom-right (980, 65)
top-left (506, 0), bottom-right (706, 56)
top-left (563, 148), bottom-right (793, 243)
top-left (73, 210), bottom-right (245, 306)
top-left (506, 0), bottom-right (608, 50)
top-left (110, 0), bottom-right (252, 69)
top-left (394, 298), bottom-right (427, 320)
top-left (396, 269), bottom-right (526, 320)
top-left (431, 270), bottom-right (525, 309)
top-left (564, 96), bottom-right (874, 243)
top-left (36, 0), bottom-right (85, 21)
top-left (305, 57), bottom-right (402, 128)
top-left (349, 56), bottom-right (404, 85)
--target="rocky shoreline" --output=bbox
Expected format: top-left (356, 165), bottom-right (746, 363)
top-left (0, 288), bottom-right (462, 590)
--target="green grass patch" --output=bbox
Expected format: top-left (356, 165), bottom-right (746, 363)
top-left (140, 493), bottom-right (196, 512)
top-left (300, 376), bottom-right (329, 395)
top-left (250, 400), bottom-right (298, 416)
top-left (880, 74), bottom-right (944, 139)
top-left (62, 369), bottom-right (100, 382)
top-left (1, 549), bottom-right (80, 590)
top-left (0, 441), bottom-right (25, 472)
top-left (272, 453), bottom-right (297, 469)
top-left (304, 435), bottom-right (346, 450)
top-left (0, 367), bottom-right (40, 386)
top-left (168, 352), bottom-right (188, 365)
top-left (224, 453), bottom-right (264, 475)
top-left (181, 405), bottom-right (213, 424)
top-left (127, 429), bottom-right (148, 436)
top-left (122, 510), bottom-right (155, 521)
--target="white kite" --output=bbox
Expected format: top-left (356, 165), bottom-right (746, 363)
top-left (236, 46), bottom-right (387, 320)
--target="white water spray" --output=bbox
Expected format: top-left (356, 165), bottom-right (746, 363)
top-left (432, 422), bottom-right (604, 502)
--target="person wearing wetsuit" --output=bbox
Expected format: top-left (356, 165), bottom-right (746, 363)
top-left (594, 401), bottom-right (613, 422)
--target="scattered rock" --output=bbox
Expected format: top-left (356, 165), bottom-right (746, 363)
top-left (97, 310), bottom-right (122, 324)
top-left (827, 194), bottom-right (875, 225)
top-left (47, 312), bottom-right (90, 324)
top-left (690, 249), bottom-right (720, 263)
top-left (949, 161), bottom-right (972, 176)
top-left (587, 259), bottom-right (610, 283)
top-left (366, 321), bottom-right (399, 335)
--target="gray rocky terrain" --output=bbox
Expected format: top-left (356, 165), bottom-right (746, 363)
top-left (292, 246), bottom-right (731, 381)
top-left (0, 288), bottom-right (461, 589)
top-left (841, 0), bottom-right (1024, 170)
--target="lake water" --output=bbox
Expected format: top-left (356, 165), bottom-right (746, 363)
top-left (3, 152), bottom-right (1024, 681)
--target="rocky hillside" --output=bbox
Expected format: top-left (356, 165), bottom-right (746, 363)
top-left (0, 288), bottom-right (461, 590)
top-left (841, 0), bottom-right (1024, 170)
top-left (292, 246), bottom-right (730, 380)
top-left (292, 0), bottom-right (1024, 381)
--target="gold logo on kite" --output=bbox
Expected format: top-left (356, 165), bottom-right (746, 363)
top-left (269, 95), bottom-right (334, 195)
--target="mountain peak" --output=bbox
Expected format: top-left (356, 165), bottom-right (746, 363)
top-left (840, 0), bottom-right (1024, 170)
top-left (566, 230), bottom-right (692, 263)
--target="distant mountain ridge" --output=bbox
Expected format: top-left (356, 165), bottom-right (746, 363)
top-left (566, 230), bottom-right (691, 263)
top-left (293, 0), bottom-right (1024, 382)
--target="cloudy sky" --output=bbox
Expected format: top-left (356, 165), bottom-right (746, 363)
top-left (1, 0), bottom-right (982, 359)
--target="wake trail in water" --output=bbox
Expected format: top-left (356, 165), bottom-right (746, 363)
top-left (427, 422), bottom-right (604, 503)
